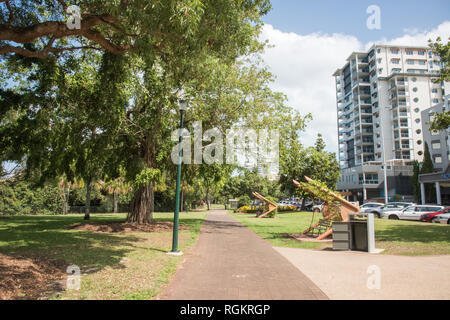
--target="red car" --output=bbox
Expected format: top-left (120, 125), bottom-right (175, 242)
top-left (420, 207), bottom-right (450, 222)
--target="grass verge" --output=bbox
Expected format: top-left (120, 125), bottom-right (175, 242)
top-left (0, 212), bottom-right (205, 299)
top-left (231, 211), bottom-right (450, 256)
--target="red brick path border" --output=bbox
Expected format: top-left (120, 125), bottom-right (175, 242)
top-left (160, 210), bottom-right (328, 300)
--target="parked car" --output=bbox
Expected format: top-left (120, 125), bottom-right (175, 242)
top-left (358, 203), bottom-right (385, 218)
top-left (384, 204), bottom-right (444, 221)
top-left (432, 213), bottom-right (450, 224)
top-left (377, 202), bottom-right (415, 218)
top-left (420, 207), bottom-right (450, 223)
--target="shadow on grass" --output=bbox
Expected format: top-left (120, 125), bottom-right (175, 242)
top-left (0, 215), bottom-right (204, 271)
top-left (376, 223), bottom-right (450, 243)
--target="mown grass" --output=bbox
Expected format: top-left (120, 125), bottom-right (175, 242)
top-left (0, 212), bottom-right (206, 299)
top-left (231, 211), bottom-right (450, 256)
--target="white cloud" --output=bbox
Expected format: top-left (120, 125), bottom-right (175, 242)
top-left (261, 25), bottom-right (363, 153)
top-left (261, 22), bottom-right (450, 154)
top-left (367, 21), bottom-right (450, 49)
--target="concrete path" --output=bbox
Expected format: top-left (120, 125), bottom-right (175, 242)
top-left (275, 247), bottom-right (450, 300)
top-left (160, 210), bottom-right (327, 300)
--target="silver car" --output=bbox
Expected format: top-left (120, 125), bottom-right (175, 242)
top-left (359, 203), bottom-right (385, 218)
top-left (433, 213), bottom-right (450, 224)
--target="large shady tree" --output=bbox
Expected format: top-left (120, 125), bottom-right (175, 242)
top-left (2, 1), bottom-right (312, 224)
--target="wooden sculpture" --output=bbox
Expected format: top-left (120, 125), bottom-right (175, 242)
top-left (293, 177), bottom-right (359, 240)
top-left (252, 192), bottom-right (278, 219)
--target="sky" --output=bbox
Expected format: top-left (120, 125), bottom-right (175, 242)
top-left (259, 0), bottom-right (450, 154)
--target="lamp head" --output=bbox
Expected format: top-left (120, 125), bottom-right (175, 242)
top-left (179, 100), bottom-right (188, 112)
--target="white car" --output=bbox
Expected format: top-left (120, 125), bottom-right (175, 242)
top-left (358, 203), bottom-right (385, 217)
top-left (433, 213), bottom-right (450, 224)
top-left (385, 205), bottom-right (444, 221)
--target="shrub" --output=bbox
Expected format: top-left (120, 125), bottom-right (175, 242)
top-left (238, 195), bottom-right (251, 207)
top-left (277, 205), bottom-right (297, 212)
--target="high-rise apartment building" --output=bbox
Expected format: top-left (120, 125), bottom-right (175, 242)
top-left (333, 45), bottom-right (449, 202)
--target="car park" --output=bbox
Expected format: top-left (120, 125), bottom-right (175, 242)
top-left (384, 204), bottom-right (444, 221)
top-left (420, 207), bottom-right (450, 223)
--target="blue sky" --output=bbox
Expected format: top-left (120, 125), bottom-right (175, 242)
top-left (264, 0), bottom-right (450, 43)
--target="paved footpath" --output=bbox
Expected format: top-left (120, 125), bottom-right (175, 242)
top-left (160, 210), bottom-right (327, 300)
top-left (275, 246), bottom-right (450, 300)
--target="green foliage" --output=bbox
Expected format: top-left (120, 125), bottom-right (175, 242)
top-left (238, 194), bottom-right (251, 207)
top-left (421, 143), bottom-right (434, 174)
top-left (421, 143), bottom-right (436, 203)
top-left (0, 181), bottom-right (64, 215)
top-left (411, 160), bottom-right (421, 202)
top-left (429, 37), bottom-right (450, 82)
top-left (428, 37), bottom-right (450, 131)
top-left (429, 111), bottom-right (450, 131)
top-left (279, 132), bottom-right (340, 197)
top-left (297, 178), bottom-right (344, 222)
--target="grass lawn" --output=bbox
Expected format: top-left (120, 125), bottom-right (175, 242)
top-left (231, 211), bottom-right (450, 256)
top-left (0, 212), bottom-right (205, 299)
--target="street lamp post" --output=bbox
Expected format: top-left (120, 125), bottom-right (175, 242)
top-left (169, 99), bottom-right (188, 256)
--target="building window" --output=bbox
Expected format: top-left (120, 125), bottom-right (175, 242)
top-left (415, 118), bottom-right (421, 124)
top-left (414, 98), bottom-right (419, 103)
top-left (418, 151), bottom-right (423, 156)
top-left (431, 130), bottom-right (439, 136)
top-left (407, 60), bottom-right (414, 65)
top-left (433, 99), bottom-right (439, 104)
top-left (418, 51), bottom-right (425, 56)
top-left (417, 140), bottom-right (422, 145)
top-left (391, 49), bottom-right (399, 54)
top-left (412, 77), bottom-right (417, 82)
top-left (434, 155), bottom-right (443, 164)
top-left (413, 87), bottom-right (418, 92)
top-left (432, 89), bottom-right (438, 93)
top-left (406, 50), bottom-right (413, 55)
top-left (414, 108), bottom-right (420, 113)
top-left (416, 129), bottom-right (422, 134)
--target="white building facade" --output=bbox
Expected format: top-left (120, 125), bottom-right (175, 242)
top-left (333, 45), bottom-right (449, 202)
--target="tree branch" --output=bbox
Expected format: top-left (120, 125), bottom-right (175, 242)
top-left (0, 44), bottom-right (102, 58)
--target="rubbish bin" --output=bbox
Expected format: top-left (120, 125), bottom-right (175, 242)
top-left (332, 222), bottom-right (352, 251)
top-left (351, 221), bottom-right (368, 252)
top-left (332, 217), bottom-right (369, 252)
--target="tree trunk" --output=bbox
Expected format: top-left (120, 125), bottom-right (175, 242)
top-left (113, 190), bottom-right (118, 213)
top-left (65, 185), bottom-right (70, 215)
top-left (84, 180), bottom-right (91, 220)
top-left (206, 188), bottom-right (210, 210)
top-left (127, 181), bottom-right (154, 224)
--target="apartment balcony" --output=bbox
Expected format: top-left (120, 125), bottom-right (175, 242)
top-left (358, 68), bottom-right (370, 74)
top-left (394, 132), bottom-right (410, 140)
top-left (400, 122), bottom-right (409, 128)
